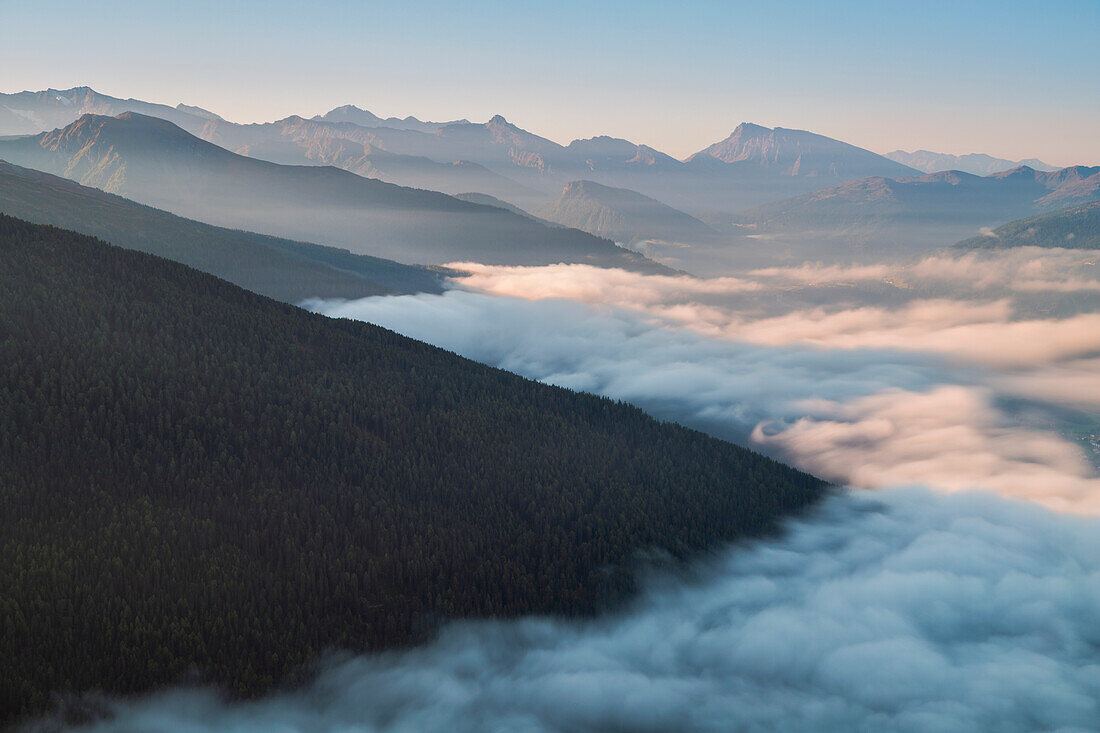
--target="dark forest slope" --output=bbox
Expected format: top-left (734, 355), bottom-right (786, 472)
top-left (0, 216), bottom-right (825, 725)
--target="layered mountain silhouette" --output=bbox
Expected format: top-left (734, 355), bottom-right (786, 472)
top-left (955, 200), bottom-right (1100, 250)
top-left (192, 115), bottom-right (548, 207)
top-left (0, 160), bottom-right (444, 300)
top-left (885, 149), bottom-right (1057, 176)
top-left (0, 112), bottom-right (666, 271)
top-left (538, 180), bottom-right (714, 243)
top-left (0, 86), bottom-right (217, 136)
top-left (739, 165), bottom-right (1100, 256)
top-left (0, 88), bottom-right (923, 216)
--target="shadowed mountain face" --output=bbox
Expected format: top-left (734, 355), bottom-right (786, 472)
top-left (0, 160), bottom-right (444, 301)
top-left (885, 149), bottom-right (1058, 176)
top-left (955, 200), bottom-right (1100, 251)
top-left (0, 214), bottom-right (825, 725)
top-left (738, 165), bottom-right (1100, 258)
top-left (0, 113), bottom-right (667, 271)
top-left (538, 180), bottom-right (714, 243)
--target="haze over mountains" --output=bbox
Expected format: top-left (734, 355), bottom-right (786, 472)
top-left (538, 180), bottom-right (715, 244)
top-left (0, 160), bottom-right (445, 301)
top-left (885, 149), bottom-right (1057, 176)
top-left (955, 200), bottom-right (1100, 251)
top-left (2, 85), bottom-right (1097, 267)
top-left (0, 112), bottom-right (663, 271)
top-left (1, 87), bottom-right (926, 216)
top-left (739, 164), bottom-right (1100, 258)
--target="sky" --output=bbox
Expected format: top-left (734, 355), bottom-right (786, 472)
top-left (1, 0), bottom-right (1097, 165)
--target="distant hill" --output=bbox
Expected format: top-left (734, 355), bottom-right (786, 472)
top-left (538, 179), bottom-right (714, 243)
top-left (740, 165), bottom-right (1100, 257)
top-left (955, 200), bottom-right (1100, 250)
top-left (0, 160), bottom-right (443, 301)
top-left (885, 149), bottom-right (1058, 176)
top-left (0, 214), bottom-right (825, 725)
top-left (0, 113), bottom-right (666, 271)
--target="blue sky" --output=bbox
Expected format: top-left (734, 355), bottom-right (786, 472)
top-left (1, 0), bottom-right (1097, 164)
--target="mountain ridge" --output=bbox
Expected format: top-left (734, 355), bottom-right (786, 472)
top-left (0, 112), bottom-right (668, 272)
top-left (1, 87), bottom-right (930, 215)
top-left (885, 148), bottom-right (1059, 176)
top-left (0, 158), bottom-right (445, 300)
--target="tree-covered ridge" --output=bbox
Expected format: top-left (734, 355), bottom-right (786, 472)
top-left (954, 200), bottom-right (1100, 250)
top-left (0, 216), bottom-right (826, 726)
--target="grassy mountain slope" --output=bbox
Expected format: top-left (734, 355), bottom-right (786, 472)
top-left (0, 215), bottom-right (825, 725)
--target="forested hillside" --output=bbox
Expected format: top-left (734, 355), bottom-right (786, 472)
top-left (954, 200), bottom-right (1100, 250)
top-left (0, 216), bottom-right (825, 726)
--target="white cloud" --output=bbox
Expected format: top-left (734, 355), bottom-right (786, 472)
top-left (312, 290), bottom-right (1100, 514)
top-left (77, 490), bottom-right (1100, 733)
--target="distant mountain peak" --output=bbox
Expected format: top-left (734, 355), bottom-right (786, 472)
top-left (175, 103), bottom-right (222, 121)
top-left (884, 150), bottom-right (1058, 176)
top-left (687, 123), bottom-right (917, 179)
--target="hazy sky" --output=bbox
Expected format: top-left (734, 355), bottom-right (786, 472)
top-left (2, 0), bottom-right (1097, 165)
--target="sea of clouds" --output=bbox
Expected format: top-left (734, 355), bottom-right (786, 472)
top-left (71, 248), bottom-right (1100, 732)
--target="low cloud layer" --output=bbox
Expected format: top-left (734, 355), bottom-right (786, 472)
top-left (315, 290), bottom-right (1100, 513)
top-left (54, 248), bottom-right (1100, 730)
top-left (450, 253), bottom-right (1100, 369)
top-left (753, 386), bottom-right (1100, 514)
top-left (78, 490), bottom-right (1100, 732)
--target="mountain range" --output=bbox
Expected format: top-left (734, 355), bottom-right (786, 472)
top-left (0, 112), bottom-right (665, 271)
top-left (885, 149), bottom-right (1057, 176)
top-left (3, 86), bottom-right (1096, 267)
top-left (0, 87), bottom-right (924, 217)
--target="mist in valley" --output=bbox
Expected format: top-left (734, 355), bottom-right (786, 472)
top-left (51, 245), bottom-right (1100, 732)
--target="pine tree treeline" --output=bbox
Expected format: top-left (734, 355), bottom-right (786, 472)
top-left (0, 215), bottom-right (826, 725)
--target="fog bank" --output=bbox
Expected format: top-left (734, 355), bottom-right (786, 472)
top-left (77, 490), bottom-right (1100, 733)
